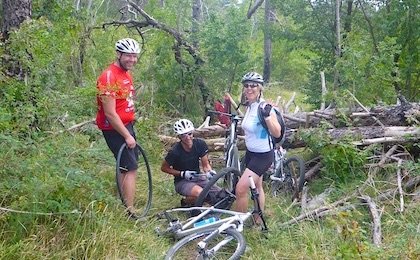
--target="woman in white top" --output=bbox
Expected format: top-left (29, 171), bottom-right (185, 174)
top-left (235, 72), bottom-right (281, 223)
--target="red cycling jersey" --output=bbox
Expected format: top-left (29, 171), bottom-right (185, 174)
top-left (96, 63), bottom-right (135, 130)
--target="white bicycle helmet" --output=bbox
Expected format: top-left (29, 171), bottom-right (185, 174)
top-left (241, 72), bottom-right (264, 84)
top-left (115, 38), bottom-right (140, 54)
top-left (174, 119), bottom-right (195, 135)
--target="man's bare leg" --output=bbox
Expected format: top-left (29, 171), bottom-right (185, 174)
top-left (119, 169), bottom-right (138, 214)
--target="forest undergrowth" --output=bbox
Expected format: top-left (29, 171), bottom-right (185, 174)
top-left (0, 120), bottom-right (418, 259)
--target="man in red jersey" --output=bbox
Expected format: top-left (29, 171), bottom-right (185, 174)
top-left (96, 38), bottom-right (141, 219)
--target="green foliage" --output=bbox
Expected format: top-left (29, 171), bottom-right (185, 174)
top-left (199, 7), bottom-right (254, 94)
top-left (0, 133), bottom-right (117, 243)
top-left (322, 143), bottom-right (369, 183)
top-left (301, 127), bottom-right (370, 184)
top-left (0, 15), bottom-right (83, 135)
top-left (0, 0), bottom-right (418, 258)
top-left (327, 210), bottom-right (380, 258)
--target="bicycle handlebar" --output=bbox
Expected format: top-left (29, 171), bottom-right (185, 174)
top-left (207, 110), bottom-right (243, 119)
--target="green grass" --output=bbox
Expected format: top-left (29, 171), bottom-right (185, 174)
top-left (0, 125), bottom-right (419, 259)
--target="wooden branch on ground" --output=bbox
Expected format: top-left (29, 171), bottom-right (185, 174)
top-left (197, 116), bottom-right (211, 129)
top-left (159, 125), bottom-right (419, 151)
top-left (304, 161), bottom-right (323, 180)
top-left (64, 119), bottom-right (95, 132)
top-left (0, 206), bottom-right (79, 216)
top-left (353, 136), bottom-right (411, 146)
top-left (301, 186), bottom-right (309, 212)
top-left (284, 92), bottom-right (296, 113)
top-left (279, 192), bottom-right (357, 226)
top-left (395, 158), bottom-right (405, 212)
top-left (283, 113), bottom-right (307, 124)
top-left (347, 90), bottom-right (385, 127)
top-left (357, 191), bottom-right (382, 247)
top-left (376, 176), bottom-right (420, 202)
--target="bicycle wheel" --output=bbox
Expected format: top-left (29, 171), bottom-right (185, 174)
top-left (195, 167), bottom-right (241, 209)
top-left (116, 143), bottom-right (153, 218)
top-left (165, 227), bottom-right (246, 260)
top-left (270, 156), bottom-right (305, 201)
top-left (225, 144), bottom-right (240, 191)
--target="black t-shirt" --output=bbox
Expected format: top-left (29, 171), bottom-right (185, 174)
top-left (165, 138), bottom-right (209, 182)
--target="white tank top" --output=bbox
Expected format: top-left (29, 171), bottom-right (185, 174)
top-left (241, 100), bottom-right (271, 153)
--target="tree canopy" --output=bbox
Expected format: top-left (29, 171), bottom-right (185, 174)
top-left (0, 0), bottom-right (418, 134)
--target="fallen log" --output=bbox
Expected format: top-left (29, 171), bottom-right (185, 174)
top-left (284, 101), bottom-right (419, 129)
top-left (160, 126), bottom-right (419, 151)
top-left (357, 192), bottom-right (382, 247)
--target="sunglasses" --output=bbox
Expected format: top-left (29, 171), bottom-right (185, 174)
top-left (243, 83), bottom-right (259, 89)
top-left (180, 132), bottom-right (193, 139)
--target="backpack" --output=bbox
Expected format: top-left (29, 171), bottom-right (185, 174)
top-left (257, 101), bottom-right (286, 146)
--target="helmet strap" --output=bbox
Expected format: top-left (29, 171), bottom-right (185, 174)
top-left (116, 56), bottom-right (129, 71)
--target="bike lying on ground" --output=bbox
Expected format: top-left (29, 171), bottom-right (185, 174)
top-left (156, 175), bottom-right (267, 260)
top-left (116, 143), bottom-right (153, 218)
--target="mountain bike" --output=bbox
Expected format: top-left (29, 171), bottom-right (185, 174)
top-left (208, 110), bottom-right (243, 193)
top-left (266, 144), bottom-right (306, 201)
top-left (156, 175), bottom-right (267, 259)
top-left (116, 143), bottom-right (153, 218)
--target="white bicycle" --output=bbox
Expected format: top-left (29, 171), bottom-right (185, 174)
top-left (156, 176), bottom-right (267, 260)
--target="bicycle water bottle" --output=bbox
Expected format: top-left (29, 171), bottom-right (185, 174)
top-left (193, 217), bottom-right (219, 227)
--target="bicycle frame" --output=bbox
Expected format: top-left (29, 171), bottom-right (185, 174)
top-left (158, 176), bottom-right (267, 240)
top-left (265, 142), bottom-right (306, 201)
top-left (268, 145), bottom-right (287, 182)
top-left (224, 114), bottom-right (242, 170)
top-left (158, 206), bottom-right (251, 240)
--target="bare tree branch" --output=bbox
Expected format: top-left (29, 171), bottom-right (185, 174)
top-left (246, 0), bottom-right (265, 19)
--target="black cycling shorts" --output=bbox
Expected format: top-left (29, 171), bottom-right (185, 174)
top-left (243, 149), bottom-right (274, 177)
top-left (102, 122), bottom-right (139, 172)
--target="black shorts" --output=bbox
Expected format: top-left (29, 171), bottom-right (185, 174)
top-left (243, 149), bottom-right (274, 177)
top-left (102, 122), bottom-right (138, 172)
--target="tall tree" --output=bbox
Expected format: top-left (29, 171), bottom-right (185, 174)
top-left (263, 0), bottom-right (273, 83)
top-left (1, 0), bottom-right (32, 79)
top-left (1, 0), bottom-right (32, 40)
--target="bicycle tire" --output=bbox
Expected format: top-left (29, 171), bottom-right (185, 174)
top-left (195, 167), bottom-right (241, 208)
top-left (270, 156), bottom-right (305, 201)
top-left (225, 144), bottom-right (240, 191)
top-left (116, 143), bottom-right (152, 218)
top-left (165, 227), bottom-right (246, 260)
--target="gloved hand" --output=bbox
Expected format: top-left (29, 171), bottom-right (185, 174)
top-left (206, 170), bottom-right (217, 179)
top-left (259, 102), bottom-right (272, 118)
top-left (181, 170), bottom-right (199, 180)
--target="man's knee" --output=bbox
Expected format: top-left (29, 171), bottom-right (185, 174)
top-left (190, 185), bottom-right (203, 197)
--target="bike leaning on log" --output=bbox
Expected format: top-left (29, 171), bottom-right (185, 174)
top-left (266, 141), bottom-right (306, 201)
